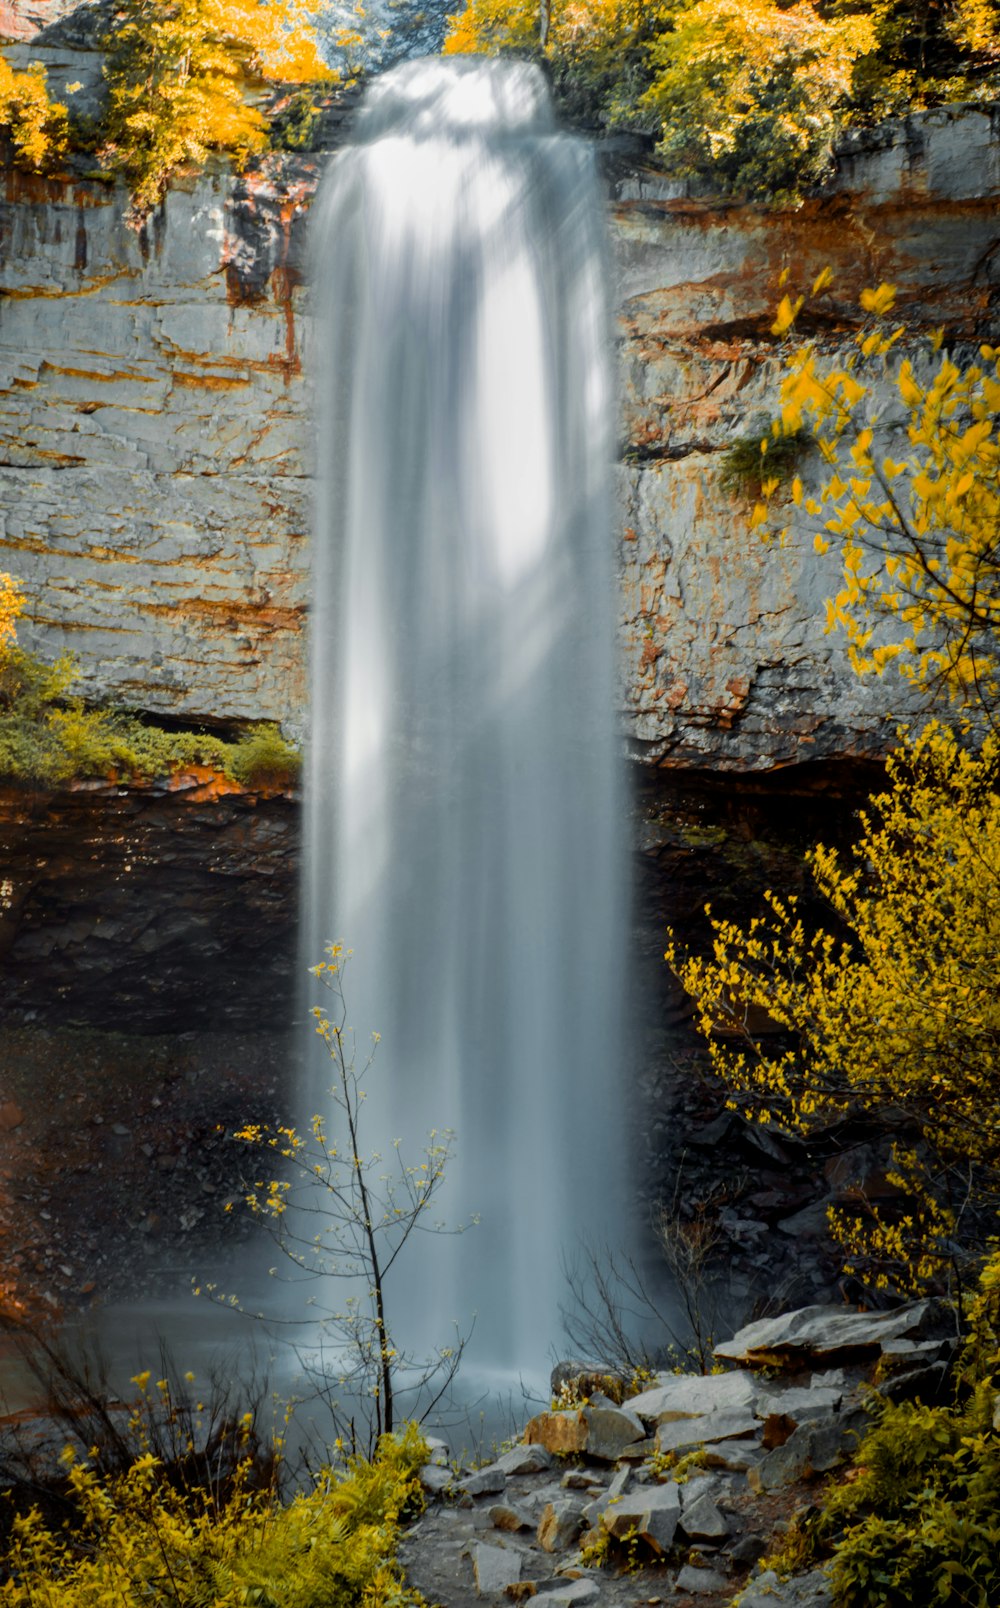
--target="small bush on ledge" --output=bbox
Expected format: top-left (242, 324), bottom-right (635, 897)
top-left (719, 424), bottom-right (812, 499)
top-left (0, 648), bottom-right (298, 792)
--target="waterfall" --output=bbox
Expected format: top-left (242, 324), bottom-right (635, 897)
top-left (304, 56), bottom-right (627, 1387)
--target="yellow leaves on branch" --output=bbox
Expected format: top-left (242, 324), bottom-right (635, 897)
top-left (763, 274), bottom-right (1000, 699)
top-left (666, 723), bottom-right (1000, 1294)
top-left (1, 1420), bottom-right (428, 1608)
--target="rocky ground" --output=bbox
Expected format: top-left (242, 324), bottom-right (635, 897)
top-left (399, 1301), bottom-right (956, 1608)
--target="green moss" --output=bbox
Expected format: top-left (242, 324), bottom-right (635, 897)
top-left (719, 426), bottom-right (811, 500)
top-left (0, 645), bottom-right (299, 790)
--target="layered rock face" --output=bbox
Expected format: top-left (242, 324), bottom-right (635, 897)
top-left (614, 107), bottom-right (1000, 765)
top-left (0, 101), bottom-right (998, 765)
top-left (0, 157), bottom-right (317, 730)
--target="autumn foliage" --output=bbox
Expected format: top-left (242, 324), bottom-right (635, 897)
top-left (0, 56), bottom-right (68, 172)
top-left (446, 0), bottom-right (1000, 199)
top-left (669, 284), bottom-right (1000, 1298)
top-left (99, 0), bottom-right (331, 219)
top-left (667, 725), bottom-right (1000, 1294)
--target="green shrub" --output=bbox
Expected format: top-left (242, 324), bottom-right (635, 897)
top-left (719, 424), bottom-right (812, 498)
top-left (0, 643), bottom-right (299, 790)
top-left (227, 723), bottom-right (301, 788)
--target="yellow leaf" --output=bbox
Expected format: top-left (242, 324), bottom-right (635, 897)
top-left (771, 295), bottom-right (804, 337)
top-left (860, 283), bottom-right (897, 316)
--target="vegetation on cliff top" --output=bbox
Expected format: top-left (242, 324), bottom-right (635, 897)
top-left (446, 0), bottom-right (1000, 201)
top-left (0, 0), bottom-right (333, 216)
top-left (98, 0), bottom-right (331, 219)
top-left (0, 53), bottom-right (69, 170)
top-left (4, 0), bottom-right (1000, 203)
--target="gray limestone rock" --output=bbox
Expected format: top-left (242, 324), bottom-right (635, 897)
top-left (538, 1499), bottom-right (587, 1553)
top-left (625, 1369), bottom-right (757, 1424)
top-left (738, 1568), bottom-right (832, 1606)
top-left (602, 1482), bottom-right (680, 1554)
top-left (655, 1410), bottom-right (761, 1455)
top-left (702, 1439), bottom-right (765, 1473)
top-left (535, 1581), bottom-right (600, 1607)
top-left (488, 1502), bottom-right (534, 1533)
top-left (496, 1443), bottom-right (555, 1476)
top-left (753, 1385), bottom-right (843, 1422)
top-left (460, 1467), bottom-right (508, 1499)
top-left (582, 1465), bottom-right (631, 1528)
top-left (715, 1300), bottom-right (950, 1367)
top-left (674, 1564), bottom-right (729, 1594)
top-left (2, 111), bottom-right (998, 769)
top-left (472, 1541), bottom-right (523, 1596)
top-left (581, 1402), bottom-right (646, 1460)
top-left (749, 1411), bottom-right (867, 1491)
top-left (679, 1492), bottom-right (730, 1542)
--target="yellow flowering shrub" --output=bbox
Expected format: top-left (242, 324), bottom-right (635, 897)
top-left (758, 279), bottom-right (1000, 701)
top-left (0, 1421), bottom-right (427, 1608)
top-left (0, 631), bottom-right (299, 788)
top-left (0, 56), bottom-right (69, 172)
top-left (667, 723), bottom-right (1000, 1294)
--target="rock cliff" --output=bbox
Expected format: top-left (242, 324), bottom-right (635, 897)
top-left (0, 96), bottom-right (998, 767)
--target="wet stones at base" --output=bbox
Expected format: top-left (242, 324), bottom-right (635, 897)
top-left (400, 1299), bottom-right (944, 1608)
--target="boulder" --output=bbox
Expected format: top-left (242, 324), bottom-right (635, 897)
top-left (715, 1301), bottom-right (951, 1368)
top-left (496, 1443), bottom-right (554, 1476)
top-left (749, 1411), bottom-right (867, 1492)
top-left (489, 1502), bottom-right (534, 1533)
top-left (679, 1492), bottom-right (730, 1542)
top-left (472, 1542), bottom-right (523, 1596)
top-left (702, 1439), bottom-right (764, 1473)
top-left (581, 1402), bottom-right (646, 1461)
top-left (534, 1581), bottom-right (599, 1607)
top-left (625, 1369), bottom-right (757, 1423)
top-left (524, 1412), bottom-right (588, 1456)
top-left (738, 1567), bottom-right (832, 1606)
top-left (538, 1499), bottom-right (588, 1553)
top-left (582, 1465), bottom-right (630, 1527)
top-left (459, 1466), bottom-right (508, 1498)
top-left (655, 1409), bottom-right (761, 1455)
top-left (550, 1359), bottom-right (629, 1400)
top-left (602, 1482), bottom-right (681, 1553)
top-left (753, 1385), bottom-right (844, 1422)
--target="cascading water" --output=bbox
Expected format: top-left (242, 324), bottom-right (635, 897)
top-left (304, 56), bottom-right (628, 1385)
